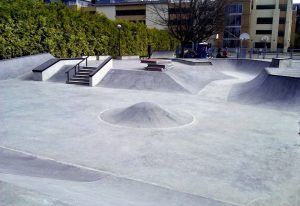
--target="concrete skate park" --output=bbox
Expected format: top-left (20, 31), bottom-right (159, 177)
top-left (0, 53), bottom-right (300, 206)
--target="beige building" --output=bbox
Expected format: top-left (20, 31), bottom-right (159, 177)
top-left (216, 0), bottom-right (296, 51)
top-left (94, 2), bottom-right (167, 30)
top-left (250, 0), bottom-right (295, 51)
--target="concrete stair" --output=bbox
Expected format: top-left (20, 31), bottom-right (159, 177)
top-left (68, 66), bottom-right (97, 85)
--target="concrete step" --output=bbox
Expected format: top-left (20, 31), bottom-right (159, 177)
top-left (77, 71), bottom-right (92, 75)
top-left (82, 66), bottom-right (97, 70)
top-left (80, 67), bottom-right (96, 71)
top-left (72, 77), bottom-right (89, 81)
top-left (74, 74), bottom-right (89, 77)
top-left (68, 80), bottom-right (89, 85)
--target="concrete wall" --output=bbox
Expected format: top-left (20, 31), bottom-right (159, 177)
top-left (0, 53), bottom-right (54, 80)
top-left (89, 59), bottom-right (113, 87)
top-left (96, 6), bottom-right (116, 20)
top-left (33, 60), bottom-right (82, 81)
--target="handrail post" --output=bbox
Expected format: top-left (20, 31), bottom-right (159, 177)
top-left (86, 56), bottom-right (88, 67)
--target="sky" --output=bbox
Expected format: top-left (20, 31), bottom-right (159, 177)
top-left (294, 0), bottom-right (300, 3)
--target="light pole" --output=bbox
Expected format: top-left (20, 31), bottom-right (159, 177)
top-left (261, 35), bottom-right (269, 59)
top-left (117, 24), bottom-right (122, 57)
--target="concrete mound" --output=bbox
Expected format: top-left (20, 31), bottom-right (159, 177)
top-left (99, 69), bottom-right (189, 93)
top-left (228, 69), bottom-right (300, 110)
top-left (100, 102), bottom-right (193, 128)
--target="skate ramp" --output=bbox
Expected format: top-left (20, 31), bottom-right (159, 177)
top-left (166, 63), bottom-right (232, 94)
top-left (100, 102), bottom-right (193, 128)
top-left (228, 69), bottom-right (300, 110)
top-left (0, 53), bottom-right (54, 80)
top-left (211, 59), bottom-right (270, 76)
top-left (99, 69), bottom-right (189, 93)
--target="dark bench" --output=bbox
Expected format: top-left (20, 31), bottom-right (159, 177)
top-left (141, 59), bottom-right (173, 71)
top-left (32, 58), bottom-right (60, 72)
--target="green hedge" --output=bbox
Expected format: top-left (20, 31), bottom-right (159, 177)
top-left (0, 0), bottom-right (178, 59)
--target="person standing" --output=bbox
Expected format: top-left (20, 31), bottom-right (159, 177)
top-left (147, 44), bottom-right (152, 59)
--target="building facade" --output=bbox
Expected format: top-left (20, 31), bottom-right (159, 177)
top-left (250, 0), bottom-right (294, 51)
top-left (47, 0), bottom-right (296, 50)
top-left (217, 0), bottom-right (296, 51)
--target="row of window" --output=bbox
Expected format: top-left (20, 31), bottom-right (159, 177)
top-left (223, 41), bottom-right (284, 49)
top-left (256, 4), bottom-right (287, 11)
top-left (257, 17), bottom-right (286, 24)
top-left (116, 9), bottom-right (145, 16)
top-left (256, 30), bottom-right (285, 36)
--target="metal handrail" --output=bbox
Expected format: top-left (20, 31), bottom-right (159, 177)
top-left (89, 56), bottom-right (112, 77)
top-left (65, 56), bottom-right (89, 83)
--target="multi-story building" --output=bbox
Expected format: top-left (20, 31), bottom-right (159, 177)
top-left (46, 0), bottom-right (296, 51)
top-left (217, 0), bottom-right (296, 51)
top-left (250, 0), bottom-right (295, 51)
top-left (295, 3), bottom-right (300, 32)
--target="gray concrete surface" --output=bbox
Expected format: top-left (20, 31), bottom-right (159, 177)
top-left (0, 58), bottom-right (300, 206)
top-left (0, 147), bottom-right (104, 181)
top-left (0, 181), bottom-right (70, 206)
top-left (0, 53), bottom-right (54, 80)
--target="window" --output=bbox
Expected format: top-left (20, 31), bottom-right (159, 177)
top-left (225, 15), bottom-right (241, 26)
top-left (255, 42), bottom-right (271, 48)
top-left (277, 43), bottom-right (284, 48)
top-left (116, 10), bottom-right (145, 16)
top-left (224, 27), bottom-right (241, 38)
top-left (278, 30), bottom-right (285, 36)
top-left (256, 30), bottom-right (272, 34)
top-left (225, 4), bottom-right (243, 14)
top-left (279, 4), bottom-right (287, 11)
top-left (257, 17), bottom-right (273, 24)
top-left (279, 17), bottom-right (286, 24)
top-left (169, 8), bottom-right (190, 14)
top-left (256, 5), bottom-right (275, 10)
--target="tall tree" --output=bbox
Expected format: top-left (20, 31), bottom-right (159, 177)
top-left (149, 0), bottom-right (225, 57)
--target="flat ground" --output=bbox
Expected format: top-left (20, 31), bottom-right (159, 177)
top-left (0, 58), bottom-right (300, 206)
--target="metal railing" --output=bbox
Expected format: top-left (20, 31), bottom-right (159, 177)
top-left (89, 56), bottom-right (112, 77)
top-left (65, 56), bottom-right (89, 83)
top-left (210, 48), bottom-right (300, 60)
top-left (94, 0), bottom-right (167, 4)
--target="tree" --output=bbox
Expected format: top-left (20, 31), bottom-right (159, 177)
top-left (149, 0), bottom-right (225, 57)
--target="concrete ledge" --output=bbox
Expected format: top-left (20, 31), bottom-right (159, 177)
top-left (82, 56), bottom-right (110, 61)
top-left (270, 58), bottom-right (292, 68)
top-left (33, 59), bottom-right (82, 81)
top-left (89, 57), bottom-right (113, 87)
top-left (172, 58), bottom-right (212, 66)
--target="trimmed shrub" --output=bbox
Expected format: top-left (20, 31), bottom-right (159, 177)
top-left (0, 0), bottom-right (178, 59)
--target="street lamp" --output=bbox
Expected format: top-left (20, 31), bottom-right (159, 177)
top-left (117, 24), bottom-right (122, 57)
